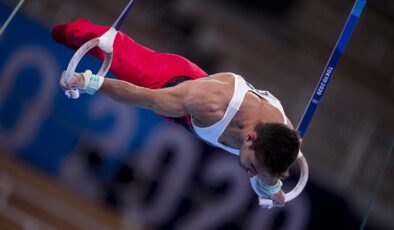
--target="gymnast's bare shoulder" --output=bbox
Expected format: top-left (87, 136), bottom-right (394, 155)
top-left (197, 72), bottom-right (237, 82)
top-left (182, 72), bottom-right (237, 102)
top-left (177, 73), bottom-right (236, 122)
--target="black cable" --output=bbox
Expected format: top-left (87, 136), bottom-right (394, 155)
top-left (360, 136), bottom-right (394, 230)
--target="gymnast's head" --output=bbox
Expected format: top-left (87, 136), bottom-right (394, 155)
top-left (239, 122), bottom-right (300, 179)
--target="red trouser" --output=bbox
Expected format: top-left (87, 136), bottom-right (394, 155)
top-left (52, 18), bottom-right (208, 131)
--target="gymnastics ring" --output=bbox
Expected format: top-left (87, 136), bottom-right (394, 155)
top-left (64, 30), bottom-right (115, 99)
top-left (64, 0), bottom-right (135, 99)
top-left (258, 152), bottom-right (309, 208)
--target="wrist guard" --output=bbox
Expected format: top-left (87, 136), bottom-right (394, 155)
top-left (250, 175), bottom-right (283, 198)
top-left (80, 70), bottom-right (104, 95)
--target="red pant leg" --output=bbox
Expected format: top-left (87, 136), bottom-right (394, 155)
top-left (52, 18), bottom-right (208, 89)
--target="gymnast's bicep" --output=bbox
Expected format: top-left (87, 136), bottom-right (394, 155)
top-left (150, 79), bottom-right (222, 118)
top-left (149, 80), bottom-right (198, 117)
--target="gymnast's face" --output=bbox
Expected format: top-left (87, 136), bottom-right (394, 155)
top-left (239, 132), bottom-right (273, 180)
top-left (239, 133), bottom-right (260, 178)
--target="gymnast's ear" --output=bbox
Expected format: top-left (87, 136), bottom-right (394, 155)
top-left (246, 132), bottom-right (257, 143)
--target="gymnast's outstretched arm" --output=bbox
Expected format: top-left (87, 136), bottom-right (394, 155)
top-left (101, 78), bottom-right (192, 117)
top-left (60, 70), bottom-right (195, 117)
top-left (60, 70), bottom-right (224, 120)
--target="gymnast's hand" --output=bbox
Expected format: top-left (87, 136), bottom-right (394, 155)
top-left (59, 71), bottom-right (85, 91)
top-left (258, 187), bottom-right (285, 208)
top-left (251, 174), bottom-right (286, 208)
top-left (270, 190), bottom-right (285, 208)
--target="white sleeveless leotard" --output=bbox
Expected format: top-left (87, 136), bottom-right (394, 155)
top-left (191, 74), bottom-right (287, 156)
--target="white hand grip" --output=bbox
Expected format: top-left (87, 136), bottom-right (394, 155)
top-left (64, 34), bottom-right (114, 99)
top-left (258, 151), bottom-right (309, 208)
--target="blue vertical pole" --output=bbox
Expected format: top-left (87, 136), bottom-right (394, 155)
top-left (297, 0), bottom-right (367, 138)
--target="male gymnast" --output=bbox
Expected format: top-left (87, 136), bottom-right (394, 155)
top-left (53, 18), bottom-right (300, 208)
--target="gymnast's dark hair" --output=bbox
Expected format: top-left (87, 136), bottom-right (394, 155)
top-left (251, 122), bottom-right (300, 179)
